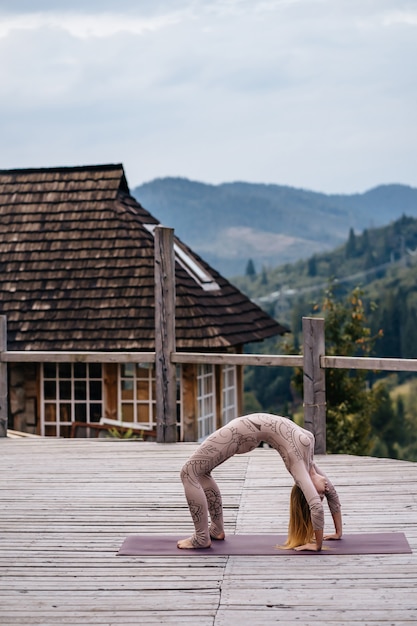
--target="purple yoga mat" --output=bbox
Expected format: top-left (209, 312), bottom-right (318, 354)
top-left (117, 532), bottom-right (412, 556)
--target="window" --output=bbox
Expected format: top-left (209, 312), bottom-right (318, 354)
top-left (197, 363), bottom-right (216, 441)
top-left (118, 363), bottom-right (183, 437)
top-left (119, 363), bottom-right (156, 429)
top-left (222, 364), bottom-right (237, 425)
top-left (144, 224), bottom-right (220, 291)
top-left (173, 243), bottom-right (220, 291)
top-left (42, 363), bottom-right (103, 437)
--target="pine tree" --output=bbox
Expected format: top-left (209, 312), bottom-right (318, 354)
top-left (345, 227), bottom-right (357, 258)
top-left (245, 259), bottom-right (256, 279)
top-left (307, 256), bottom-right (317, 277)
top-left (361, 228), bottom-right (370, 252)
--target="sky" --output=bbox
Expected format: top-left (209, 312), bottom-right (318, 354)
top-left (0, 0), bottom-right (416, 194)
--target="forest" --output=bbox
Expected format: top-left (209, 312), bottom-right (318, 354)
top-left (232, 214), bottom-right (417, 461)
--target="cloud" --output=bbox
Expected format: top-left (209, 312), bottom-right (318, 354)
top-left (382, 9), bottom-right (417, 27)
top-left (0, 9), bottom-right (186, 39)
top-left (0, 0), bottom-right (186, 15)
top-left (0, 0), bottom-right (416, 193)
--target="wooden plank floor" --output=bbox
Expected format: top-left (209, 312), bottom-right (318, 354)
top-left (0, 438), bottom-right (416, 625)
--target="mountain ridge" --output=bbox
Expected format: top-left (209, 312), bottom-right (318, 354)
top-left (132, 177), bottom-right (417, 277)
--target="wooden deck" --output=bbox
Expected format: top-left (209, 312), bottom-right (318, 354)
top-left (0, 438), bottom-right (416, 626)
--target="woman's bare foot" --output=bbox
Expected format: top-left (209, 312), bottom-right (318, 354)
top-left (177, 536), bottom-right (211, 549)
top-left (210, 531), bottom-right (225, 541)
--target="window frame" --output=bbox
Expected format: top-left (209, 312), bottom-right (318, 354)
top-left (197, 363), bottom-right (216, 441)
top-left (118, 362), bottom-right (156, 430)
top-left (221, 364), bottom-right (238, 425)
top-left (41, 362), bottom-right (103, 437)
top-left (117, 362), bottom-right (183, 437)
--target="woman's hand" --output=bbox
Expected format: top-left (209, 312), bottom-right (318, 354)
top-left (294, 542), bottom-right (322, 552)
top-left (324, 532), bottom-right (342, 541)
top-left (329, 511), bottom-right (343, 540)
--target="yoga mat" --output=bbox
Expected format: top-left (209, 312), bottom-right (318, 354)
top-left (117, 532), bottom-right (412, 557)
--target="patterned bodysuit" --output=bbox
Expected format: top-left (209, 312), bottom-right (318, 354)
top-left (180, 413), bottom-right (341, 547)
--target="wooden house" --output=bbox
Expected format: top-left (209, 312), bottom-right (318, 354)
top-left (0, 164), bottom-right (287, 441)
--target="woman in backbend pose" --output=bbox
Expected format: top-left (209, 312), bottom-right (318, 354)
top-left (177, 413), bottom-right (342, 551)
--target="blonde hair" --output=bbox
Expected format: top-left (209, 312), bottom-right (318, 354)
top-left (284, 484), bottom-right (314, 549)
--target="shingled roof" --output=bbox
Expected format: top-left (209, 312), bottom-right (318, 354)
top-left (0, 164), bottom-right (288, 351)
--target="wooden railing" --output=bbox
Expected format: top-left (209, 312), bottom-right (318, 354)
top-left (2, 227), bottom-right (417, 451)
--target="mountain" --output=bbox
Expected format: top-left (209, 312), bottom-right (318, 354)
top-left (132, 178), bottom-right (417, 277)
top-left (231, 213), bottom-right (417, 320)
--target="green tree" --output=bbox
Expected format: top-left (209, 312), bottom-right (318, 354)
top-left (391, 384), bottom-right (417, 461)
top-left (345, 227), bottom-right (357, 258)
top-left (243, 391), bottom-right (263, 414)
top-left (291, 285), bottom-right (383, 454)
top-left (369, 382), bottom-right (407, 458)
top-left (322, 286), bottom-right (379, 454)
top-left (373, 290), bottom-right (402, 357)
top-left (361, 228), bottom-right (370, 253)
top-left (244, 363), bottom-right (293, 415)
top-left (307, 256), bottom-right (317, 277)
top-left (363, 247), bottom-right (375, 270)
top-left (401, 306), bottom-right (417, 358)
top-left (245, 258), bottom-right (256, 279)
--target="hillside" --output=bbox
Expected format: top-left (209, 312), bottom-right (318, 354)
top-left (231, 214), bottom-right (417, 359)
top-left (235, 214), bottom-right (417, 463)
top-left (133, 178), bottom-right (417, 277)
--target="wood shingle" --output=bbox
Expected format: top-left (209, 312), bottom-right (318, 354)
top-left (0, 163), bottom-right (287, 352)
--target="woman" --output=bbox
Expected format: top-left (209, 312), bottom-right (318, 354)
top-left (177, 413), bottom-right (342, 551)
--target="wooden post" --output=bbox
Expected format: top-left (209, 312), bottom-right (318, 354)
top-left (154, 226), bottom-right (177, 443)
top-left (302, 317), bottom-right (326, 454)
top-left (0, 316), bottom-right (8, 437)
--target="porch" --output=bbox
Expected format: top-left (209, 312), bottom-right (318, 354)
top-left (1, 438), bottom-right (416, 625)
